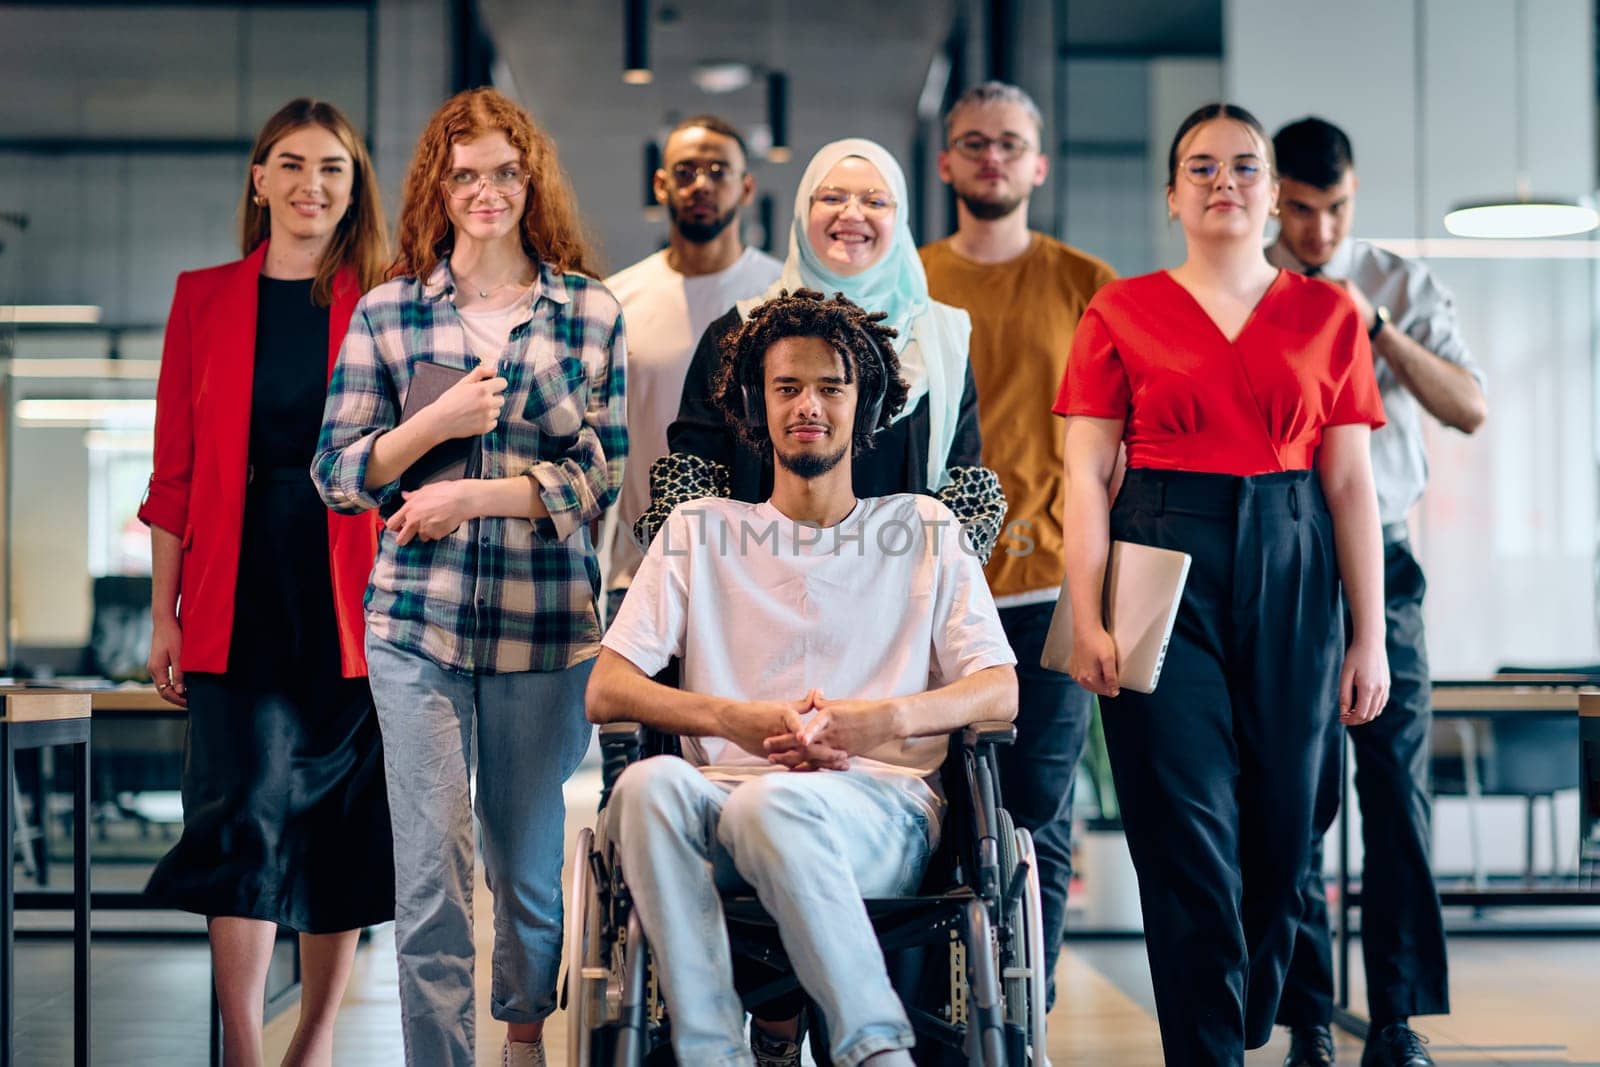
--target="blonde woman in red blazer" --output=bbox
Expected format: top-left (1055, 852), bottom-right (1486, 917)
top-left (139, 98), bottom-right (392, 1067)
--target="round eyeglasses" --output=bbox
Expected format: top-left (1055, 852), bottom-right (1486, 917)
top-left (667, 160), bottom-right (737, 186)
top-left (948, 133), bottom-right (1034, 161)
top-left (442, 165), bottom-right (530, 200)
top-left (1178, 156), bottom-right (1268, 187)
top-left (810, 187), bottom-right (898, 217)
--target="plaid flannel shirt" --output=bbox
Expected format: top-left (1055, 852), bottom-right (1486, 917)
top-left (312, 259), bottom-right (627, 674)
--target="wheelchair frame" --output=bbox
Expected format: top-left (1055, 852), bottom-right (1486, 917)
top-left (563, 719), bottom-right (1047, 1066)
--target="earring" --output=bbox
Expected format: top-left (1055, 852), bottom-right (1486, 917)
top-left (1270, 204), bottom-right (1280, 217)
top-left (253, 194), bottom-right (267, 207)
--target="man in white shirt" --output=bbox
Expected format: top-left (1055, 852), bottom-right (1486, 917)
top-left (587, 290), bottom-right (1018, 1067)
top-left (602, 115), bottom-right (782, 623)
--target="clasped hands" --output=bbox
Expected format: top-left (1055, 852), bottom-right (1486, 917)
top-left (721, 689), bottom-right (903, 772)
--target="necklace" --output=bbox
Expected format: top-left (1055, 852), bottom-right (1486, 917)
top-left (456, 270), bottom-right (533, 299)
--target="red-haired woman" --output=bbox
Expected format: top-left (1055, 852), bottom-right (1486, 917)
top-left (313, 88), bottom-right (625, 1067)
top-left (141, 98), bottom-right (393, 1066)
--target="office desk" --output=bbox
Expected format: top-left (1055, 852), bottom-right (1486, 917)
top-left (14, 687), bottom-right (186, 915)
top-left (1333, 682), bottom-right (1600, 1039)
top-left (18, 686), bottom-right (297, 1066)
top-left (2, 690), bottom-right (91, 1067)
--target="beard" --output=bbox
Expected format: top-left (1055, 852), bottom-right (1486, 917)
top-left (668, 199), bottom-right (739, 243)
top-left (775, 439), bottom-right (849, 479)
top-left (957, 189), bottom-right (1027, 222)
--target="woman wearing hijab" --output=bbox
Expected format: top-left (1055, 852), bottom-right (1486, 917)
top-left (638, 137), bottom-right (1003, 556)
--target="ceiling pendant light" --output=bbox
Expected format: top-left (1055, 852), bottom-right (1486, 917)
top-left (764, 2), bottom-right (791, 163)
top-left (622, 0), bottom-right (652, 85)
top-left (766, 71), bottom-right (791, 163)
top-left (1443, 0), bottom-right (1596, 238)
top-left (691, 60), bottom-right (753, 95)
top-left (1443, 190), bottom-right (1598, 239)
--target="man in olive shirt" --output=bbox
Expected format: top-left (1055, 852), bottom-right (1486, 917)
top-left (1268, 117), bottom-right (1488, 1067)
top-left (920, 81), bottom-right (1115, 1002)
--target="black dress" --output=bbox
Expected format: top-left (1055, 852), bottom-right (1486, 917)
top-left (145, 276), bottom-right (394, 933)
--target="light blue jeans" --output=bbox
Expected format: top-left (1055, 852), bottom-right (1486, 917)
top-left (365, 633), bottom-right (594, 1067)
top-left (606, 757), bottom-right (933, 1067)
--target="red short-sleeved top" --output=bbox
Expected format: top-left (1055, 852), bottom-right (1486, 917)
top-left (1052, 269), bottom-right (1386, 475)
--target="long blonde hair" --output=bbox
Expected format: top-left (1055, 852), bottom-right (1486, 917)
top-left (389, 88), bottom-right (597, 281)
top-left (239, 98), bottom-right (388, 305)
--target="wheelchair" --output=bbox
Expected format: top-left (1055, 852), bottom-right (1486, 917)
top-left (563, 719), bottom-right (1048, 1066)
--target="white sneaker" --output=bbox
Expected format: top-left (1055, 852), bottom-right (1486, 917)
top-left (502, 1038), bottom-right (547, 1067)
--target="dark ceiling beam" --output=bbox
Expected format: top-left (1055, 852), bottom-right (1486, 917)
top-left (0, 1), bottom-right (368, 6)
top-left (0, 138), bottom-right (254, 154)
top-left (1059, 43), bottom-right (1221, 58)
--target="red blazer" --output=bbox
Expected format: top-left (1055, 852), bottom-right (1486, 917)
top-left (139, 241), bottom-right (380, 677)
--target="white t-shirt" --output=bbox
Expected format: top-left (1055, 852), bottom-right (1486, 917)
top-left (601, 494), bottom-right (1017, 825)
top-left (456, 300), bottom-right (523, 365)
top-left (601, 247), bottom-right (783, 591)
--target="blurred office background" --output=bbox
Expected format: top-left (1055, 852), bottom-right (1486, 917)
top-left (2, 0), bottom-right (1593, 676)
top-left (1, 1), bottom-right (1597, 1062)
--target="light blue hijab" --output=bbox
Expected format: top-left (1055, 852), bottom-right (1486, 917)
top-left (784, 138), bottom-right (928, 341)
top-left (738, 138), bottom-right (971, 489)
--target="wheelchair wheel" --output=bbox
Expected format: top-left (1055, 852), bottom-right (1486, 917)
top-left (1013, 827), bottom-right (1049, 1063)
top-left (565, 827), bottom-right (600, 1067)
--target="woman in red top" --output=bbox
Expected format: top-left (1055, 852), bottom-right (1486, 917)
top-left (139, 99), bottom-right (393, 1066)
top-left (1056, 103), bottom-right (1389, 1066)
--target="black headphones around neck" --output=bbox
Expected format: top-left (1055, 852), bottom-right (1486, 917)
top-left (742, 331), bottom-right (890, 441)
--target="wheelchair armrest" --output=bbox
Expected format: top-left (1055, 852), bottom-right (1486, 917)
top-left (600, 722), bottom-right (647, 803)
top-left (600, 721), bottom-right (647, 750)
top-left (961, 721), bottom-right (1017, 749)
top-left (944, 721), bottom-right (1015, 904)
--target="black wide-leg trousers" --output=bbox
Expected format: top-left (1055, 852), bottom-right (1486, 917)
top-left (1101, 468), bottom-right (1343, 1066)
top-left (1277, 535), bottom-right (1450, 1028)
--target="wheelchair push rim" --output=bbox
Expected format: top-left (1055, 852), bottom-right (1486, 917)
top-left (565, 825), bottom-right (599, 1067)
top-left (1014, 826), bottom-right (1049, 1062)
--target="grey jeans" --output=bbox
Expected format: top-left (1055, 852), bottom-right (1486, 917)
top-left (365, 633), bottom-right (594, 1067)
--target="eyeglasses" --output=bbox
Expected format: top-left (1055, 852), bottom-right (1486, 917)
top-left (1178, 156), bottom-right (1268, 187)
top-left (948, 133), bottom-right (1034, 161)
top-left (441, 165), bottom-right (530, 199)
top-left (667, 160), bottom-right (737, 186)
top-left (810, 187), bottom-right (898, 217)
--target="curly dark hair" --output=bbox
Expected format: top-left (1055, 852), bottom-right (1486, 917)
top-left (713, 288), bottom-right (911, 455)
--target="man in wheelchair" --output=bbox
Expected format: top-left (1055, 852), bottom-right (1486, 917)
top-left (586, 289), bottom-right (1019, 1067)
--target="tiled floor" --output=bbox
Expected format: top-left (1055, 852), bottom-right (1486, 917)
top-left (13, 766), bottom-right (1600, 1064)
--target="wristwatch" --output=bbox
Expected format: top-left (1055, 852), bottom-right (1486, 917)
top-left (1369, 304), bottom-right (1391, 341)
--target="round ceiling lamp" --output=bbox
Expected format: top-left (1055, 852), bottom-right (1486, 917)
top-left (691, 61), bottom-right (753, 94)
top-left (1442, 0), bottom-right (1596, 238)
top-left (1443, 198), bottom-right (1600, 239)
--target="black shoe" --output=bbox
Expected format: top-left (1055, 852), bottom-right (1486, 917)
top-left (750, 1010), bottom-right (806, 1067)
top-left (1284, 1024), bottom-right (1337, 1066)
top-left (1360, 1022), bottom-right (1434, 1067)
top-left (749, 1025), bottom-right (802, 1067)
